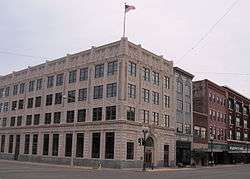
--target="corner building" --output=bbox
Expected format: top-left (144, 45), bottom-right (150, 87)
top-left (0, 38), bottom-right (176, 168)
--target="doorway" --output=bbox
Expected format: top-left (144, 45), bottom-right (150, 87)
top-left (14, 135), bottom-right (20, 160)
top-left (145, 137), bottom-right (154, 167)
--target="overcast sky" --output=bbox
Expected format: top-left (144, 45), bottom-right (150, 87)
top-left (0, 0), bottom-right (249, 97)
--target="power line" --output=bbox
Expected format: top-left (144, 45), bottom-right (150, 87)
top-left (176, 0), bottom-right (240, 65)
top-left (0, 50), bottom-right (50, 59)
top-left (192, 71), bottom-right (250, 76)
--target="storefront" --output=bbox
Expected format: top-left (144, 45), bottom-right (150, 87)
top-left (208, 143), bottom-right (228, 164)
top-left (176, 141), bottom-right (191, 165)
top-left (228, 141), bottom-right (250, 164)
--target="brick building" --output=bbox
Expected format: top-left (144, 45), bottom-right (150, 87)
top-left (0, 38), bottom-right (176, 168)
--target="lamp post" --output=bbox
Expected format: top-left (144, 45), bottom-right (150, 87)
top-left (63, 95), bottom-right (76, 167)
top-left (210, 134), bottom-right (214, 166)
top-left (142, 126), bottom-right (149, 171)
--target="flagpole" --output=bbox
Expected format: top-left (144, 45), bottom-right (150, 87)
top-left (123, 2), bottom-right (126, 37)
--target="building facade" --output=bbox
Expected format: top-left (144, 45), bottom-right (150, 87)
top-left (174, 67), bottom-right (194, 165)
top-left (0, 38), bottom-right (176, 168)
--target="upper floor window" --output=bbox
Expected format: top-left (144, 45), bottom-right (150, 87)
top-left (36, 79), bottom-right (43, 90)
top-left (128, 84), bottom-right (136, 99)
top-left (143, 89), bottom-right (150, 103)
top-left (106, 83), bottom-right (117, 98)
top-left (177, 81), bottom-right (183, 93)
top-left (69, 70), bottom-right (77, 83)
top-left (5, 87), bottom-right (10, 97)
top-left (243, 107), bottom-right (248, 115)
top-left (143, 110), bottom-right (149, 123)
top-left (55, 92), bottom-right (62, 104)
top-left (152, 91), bottom-right (159, 105)
top-left (164, 76), bottom-right (170, 89)
top-left (244, 120), bottom-right (247, 128)
top-left (0, 88), bottom-right (4, 98)
top-left (47, 76), bottom-right (54, 88)
top-left (78, 88), bottom-right (87, 101)
top-left (26, 115), bottom-right (32, 125)
top-left (236, 131), bottom-right (241, 140)
top-left (152, 112), bottom-right (159, 125)
top-left (13, 84), bottom-right (18, 95)
top-left (68, 90), bottom-right (76, 103)
top-left (185, 102), bottom-right (191, 112)
top-left (127, 106), bottom-right (135, 121)
top-left (95, 64), bottom-right (104, 78)
top-left (185, 85), bottom-right (191, 96)
top-left (143, 67), bottom-right (150, 81)
top-left (177, 99), bottom-right (183, 111)
top-left (164, 115), bottom-right (170, 127)
top-left (77, 109), bottom-right (86, 122)
top-left (79, 68), bottom-right (88, 81)
top-left (56, 74), bottom-right (64, 86)
top-left (28, 81), bottom-right (35, 92)
top-left (66, 110), bottom-right (75, 123)
top-left (152, 71), bottom-right (159, 85)
top-left (236, 117), bottom-right (240, 127)
top-left (177, 123), bottom-right (183, 133)
top-left (106, 106), bottom-right (116, 120)
top-left (19, 83), bottom-right (25, 94)
top-left (164, 95), bottom-right (170, 108)
top-left (235, 103), bottom-right (240, 113)
top-left (107, 61), bottom-right (118, 76)
top-left (93, 107), bottom-right (102, 121)
top-left (46, 94), bottom-right (53, 106)
top-left (27, 98), bottom-right (34, 108)
top-left (93, 85), bottom-right (103, 99)
top-left (128, 61), bottom-right (136, 76)
top-left (35, 96), bottom-right (42, 107)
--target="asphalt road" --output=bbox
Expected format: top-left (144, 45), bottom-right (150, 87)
top-left (0, 160), bottom-right (250, 179)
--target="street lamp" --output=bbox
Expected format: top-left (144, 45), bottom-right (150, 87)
top-left (142, 126), bottom-right (149, 171)
top-left (62, 94), bottom-right (76, 167)
top-left (210, 134), bottom-right (214, 166)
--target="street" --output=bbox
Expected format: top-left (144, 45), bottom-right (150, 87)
top-left (0, 160), bottom-right (250, 179)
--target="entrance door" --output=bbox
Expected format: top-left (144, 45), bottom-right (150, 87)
top-left (145, 148), bottom-right (153, 167)
top-left (164, 145), bottom-right (169, 167)
top-left (14, 135), bottom-right (20, 160)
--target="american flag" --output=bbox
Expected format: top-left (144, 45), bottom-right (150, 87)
top-left (125, 4), bottom-right (136, 13)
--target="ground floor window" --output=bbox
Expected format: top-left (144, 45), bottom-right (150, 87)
top-left (126, 142), bottom-right (134, 160)
top-left (24, 134), bottom-right (30, 154)
top-left (8, 135), bottom-right (14, 153)
top-left (52, 134), bottom-right (59, 156)
top-left (32, 134), bottom-right (38, 155)
top-left (105, 132), bottom-right (115, 159)
top-left (92, 133), bottom-right (101, 158)
top-left (76, 133), bottom-right (84, 158)
top-left (43, 134), bottom-right (49, 155)
top-left (65, 133), bottom-right (72, 157)
top-left (1, 135), bottom-right (5, 153)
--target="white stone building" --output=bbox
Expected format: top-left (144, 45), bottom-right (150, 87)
top-left (0, 38), bottom-right (176, 168)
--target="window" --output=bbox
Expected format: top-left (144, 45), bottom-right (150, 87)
top-left (244, 133), bottom-right (248, 141)
top-left (185, 85), bottom-right (191, 96)
top-left (11, 101), bottom-right (17, 111)
top-left (201, 128), bottom-right (206, 139)
top-left (127, 107), bottom-right (135, 121)
top-left (152, 91), bottom-right (160, 105)
top-left (79, 68), bottom-right (88, 81)
top-left (46, 94), bottom-right (53, 106)
top-left (105, 132), bottom-right (115, 159)
top-left (17, 116), bottom-right (22, 126)
top-left (76, 133), bottom-right (84, 158)
top-left (52, 134), bottom-right (59, 156)
top-left (143, 89), bottom-right (150, 103)
top-left (95, 64), bottom-right (104, 78)
top-left (107, 61), bottom-right (118, 76)
top-left (32, 134), bottom-right (38, 155)
top-left (13, 84), bottom-right (18, 95)
top-left (28, 81), bottom-right (35, 92)
top-left (47, 76), bottom-right (54, 88)
top-left (24, 134), bottom-right (30, 154)
top-left (106, 106), bottom-right (116, 120)
top-left (54, 112), bottom-right (61, 124)
top-left (236, 132), bottom-right (241, 140)
top-left (128, 61), bottom-right (136, 76)
top-left (55, 92), bottom-right (62, 104)
top-left (177, 100), bottom-right (183, 111)
top-left (65, 134), bottom-right (73, 157)
top-left (106, 83), bottom-right (117, 98)
top-left (10, 117), bottom-right (15, 126)
top-left (77, 109), bottom-right (86, 122)
top-left (128, 84), bottom-right (136, 98)
top-left (43, 134), bottom-right (49, 155)
top-left (78, 88), bottom-right (87, 101)
top-left (19, 83), bottom-right (25, 94)
top-left (126, 142), bottom-right (134, 160)
top-left (177, 123), bottom-right (183, 133)
top-left (229, 130), bottom-right (233, 140)
top-left (164, 95), bottom-right (170, 108)
top-left (18, 99), bottom-right (24, 110)
top-left (236, 103), bottom-right (240, 113)
top-left (67, 110), bottom-right (75, 123)
top-left (2, 118), bottom-right (7, 127)
top-left (56, 73), bottom-right (64, 86)
top-left (27, 98), bottom-right (34, 108)
top-left (36, 78), bottom-right (43, 90)
top-left (3, 102), bottom-right (9, 112)
top-left (164, 76), bottom-right (170, 89)
top-left (92, 107), bottom-right (102, 121)
top-left (44, 113), bottom-right (52, 124)
top-left (152, 71), bottom-right (159, 85)
top-left (35, 96), bottom-right (42, 107)
top-left (0, 102), bottom-right (2, 113)
top-left (143, 67), bottom-right (150, 81)
top-left (164, 115), bottom-right (170, 127)
top-left (143, 110), bottom-right (149, 123)
top-left (244, 120), bottom-right (247, 128)
top-left (69, 70), bottom-right (77, 83)
top-left (152, 112), bottom-right (159, 125)
top-left (1, 135), bottom-right (5, 153)
top-left (92, 133), bottom-right (101, 158)
top-left (5, 87), bottom-right (10, 97)
top-left (34, 114), bottom-right (40, 125)
top-left (0, 88), bottom-right (3, 98)
top-left (26, 115), bottom-right (32, 125)
top-left (8, 135), bottom-right (14, 153)
top-left (185, 124), bottom-right (191, 134)
top-left (67, 90), bottom-right (76, 103)
top-left (185, 102), bottom-right (191, 112)
top-left (236, 117), bottom-right (240, 127)
top-left (93, 85), bottom-right (103, 99)
top-left (177, 81), bottom-right (183, 93)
